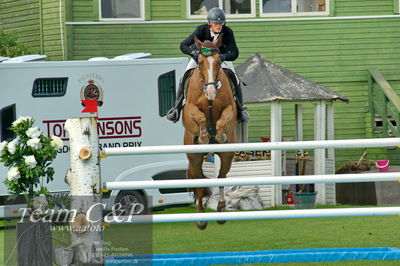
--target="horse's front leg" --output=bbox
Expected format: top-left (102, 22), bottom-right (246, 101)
top-left (215, 104), bottom-right (234, 144)
top-left (186, 102), bottom-right (209, 144)
top-left (215, 152), bottom-right (234, 225)
top-left (187, 153), bottom-right (209, 230)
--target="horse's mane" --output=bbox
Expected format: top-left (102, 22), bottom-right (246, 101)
top-left (201, 40), bottom-right (217, 48)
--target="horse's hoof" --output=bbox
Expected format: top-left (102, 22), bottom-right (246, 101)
top-left (217, 220), bottom-right (226, 225)
top-left (217, 201), bottom-right (226, 212)
top-left (199, 136), bottom-right (209, 144)
top-left (196, 221), bottom-right (208, 230)
top-left (215, 133), bottom-right (227, 143)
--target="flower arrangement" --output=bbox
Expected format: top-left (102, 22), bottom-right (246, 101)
top-left (0, 116), bottom-right (63, 196)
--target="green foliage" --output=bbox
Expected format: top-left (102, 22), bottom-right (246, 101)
top-left (0, 117), bottom-right (63, 196)
top-left (0, 30), bottom-right (32, 57)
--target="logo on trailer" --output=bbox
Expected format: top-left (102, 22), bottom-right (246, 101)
top-left (80, 79), bottom-right (104, 107)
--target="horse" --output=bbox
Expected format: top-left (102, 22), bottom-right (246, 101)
top-left (182, 36), bottom-right (238, 230)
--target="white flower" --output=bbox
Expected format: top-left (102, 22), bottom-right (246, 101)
top-left (26, 127), bottom-right (41, 138)
top-left (7, 167), bottom-right (20, 181)
top-left (50, 136), bottom-right (63, 149)
top-left (0, 140), bottom-right (7, 154)
top-left (24, 155), bottom-right (37, 169)
top-left (27, 137), bottom-right (42, 150)
top-left (12, 116), bottom-right (32, 127)
top-left (7, 139), bottom-right (18, 154)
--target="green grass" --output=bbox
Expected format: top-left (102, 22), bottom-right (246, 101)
top-left (152, 206), bottom-right (400, 253)
top-left (0, 229), bottom-right (3, 265)
top-left (1, 206), bottom-right (399, 265)
top-left (151, 205), bottom-right (400, 265)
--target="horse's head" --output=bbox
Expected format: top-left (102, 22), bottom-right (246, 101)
top-left (194, 36), bottom-right (223, 101)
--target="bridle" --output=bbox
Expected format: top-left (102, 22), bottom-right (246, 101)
top-left (197, 47), bottom-right (223, 139)
top-left (197, 47), bottom-right (222, 92)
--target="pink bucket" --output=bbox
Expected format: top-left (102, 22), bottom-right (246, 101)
top-left (376, 159), bottom-right (389, 172)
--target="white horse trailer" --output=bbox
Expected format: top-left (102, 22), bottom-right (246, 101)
top-left (0, 57), bottom-right (194, 217)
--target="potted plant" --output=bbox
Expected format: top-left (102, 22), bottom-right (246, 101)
top-left (0, 116), bottom-right (63, 266)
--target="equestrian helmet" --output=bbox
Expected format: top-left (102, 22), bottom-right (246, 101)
top-left (207, 7), bottom-right (226, 24)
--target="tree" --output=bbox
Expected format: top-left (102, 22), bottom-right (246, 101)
top-left (0, 30), bottom-right (33, 57)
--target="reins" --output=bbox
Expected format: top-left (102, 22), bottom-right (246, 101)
top-left (196, 50), bottom-right (223, 139)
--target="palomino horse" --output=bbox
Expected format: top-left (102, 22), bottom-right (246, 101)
top-left (182, 36), bottom-right (238, 230)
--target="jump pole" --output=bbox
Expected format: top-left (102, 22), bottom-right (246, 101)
top-left (104, 172), bottom-right (400, 190)
top-left (102, 138), bottom-right (400, 156)
top-left (108, 207), bottom-right (400, 224)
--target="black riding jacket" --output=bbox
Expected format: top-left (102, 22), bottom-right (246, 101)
top-left (180, 24), bottom-right (239, 62)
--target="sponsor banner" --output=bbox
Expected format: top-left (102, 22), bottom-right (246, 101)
top-left (43, 116), bottom-right (142, 141)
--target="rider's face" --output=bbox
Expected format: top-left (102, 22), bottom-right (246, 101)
top-left (208, 22), bottom-right (224, 34)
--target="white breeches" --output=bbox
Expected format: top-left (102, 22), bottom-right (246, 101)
top-left (186, 58), bottom-right (239, 84)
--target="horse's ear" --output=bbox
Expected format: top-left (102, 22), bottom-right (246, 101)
top-left (213, 36), bottom-right (222, 48)
top-left (194, 36), bottom-right (203, 48)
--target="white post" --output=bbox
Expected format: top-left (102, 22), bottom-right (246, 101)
top-left (271, 102), bottom-right (282, 206)
top-left (326, 103), bottom-right (335, 162)
top-left (326, 103), bottom-right (336, 204)
top-left (295, 104), bottom-right (303, 142)
top-left (314, 101), bottom-right (326, 204)
top-left (63, 117), bottom-right (103, 265)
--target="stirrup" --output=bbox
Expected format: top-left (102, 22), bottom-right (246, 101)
top-left (238, 108), bottom-right (250, 123)
top-left (166, 108), bottom-right (181, 123)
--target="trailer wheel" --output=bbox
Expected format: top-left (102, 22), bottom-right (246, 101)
top-left (115, 191), bottom-right (148, 215)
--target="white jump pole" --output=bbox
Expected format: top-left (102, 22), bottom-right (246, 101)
top-left (104, 172), bottom-right (400, 190)
top-left (109, 207), bottom-right (400, 224)
top-left (102, 138), bottom-right (400, 156)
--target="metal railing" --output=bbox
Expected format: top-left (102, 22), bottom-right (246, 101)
top-left (368, 68), bottom-right (400, 137)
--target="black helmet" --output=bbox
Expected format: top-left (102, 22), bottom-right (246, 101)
top-left (207, 7), bottom-right (226, 24)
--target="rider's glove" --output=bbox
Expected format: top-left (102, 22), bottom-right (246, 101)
top-left (220, 53), bottom-right (227, 62)
top-left (191, 50), bottom-right (199, 63)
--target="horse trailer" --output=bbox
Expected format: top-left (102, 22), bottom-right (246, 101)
top-left (0, 55), bottom-right (194, 217)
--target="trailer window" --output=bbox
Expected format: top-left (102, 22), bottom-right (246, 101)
top-left (32, 78), bottom-right (68, 97)
top-left (158, 71), bottom-right (176, 117)
top-left (152, 170), bottom-right (187, 194)
top-left (0, 104), bottom-right (16, 141)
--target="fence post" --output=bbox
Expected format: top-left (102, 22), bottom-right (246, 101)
top-left (61, 117), bottom-right (103, 265)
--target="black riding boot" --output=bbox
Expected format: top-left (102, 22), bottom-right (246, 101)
top-left (234, 82), bottom-right (250, 123)
top-left (166, 70), bottom-right (191, 123)
top-left (225, 69), bottom-right (250, 123)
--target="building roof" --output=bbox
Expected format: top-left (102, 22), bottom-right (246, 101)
top-left (236, 54), bottom-right (349, 104)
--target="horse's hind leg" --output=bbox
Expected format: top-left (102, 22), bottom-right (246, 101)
top-left (216, 152), bottom-right (234, 225)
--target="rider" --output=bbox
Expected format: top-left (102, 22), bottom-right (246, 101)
top-left (166, 7), bottom-right (250, 123)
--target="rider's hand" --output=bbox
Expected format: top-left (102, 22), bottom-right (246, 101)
top-left (220, 53), bottom-right (227, 61)
top-left (191, 50), bottom-right (199, 63)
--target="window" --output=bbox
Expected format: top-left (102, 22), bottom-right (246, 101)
top-left (152, 170), bottom-right (187, 194)
top-left (0, 104), bottom-right (16, 141)
top-left (158, 71), bottom-right (176, 117)
top-left (100, 0), bottom-right (144, 20)
top-left (261, 0), bottom-right (328, 16)
top-left (188, 0), bottom-right (255, 18)
top-left (32, 78), bottom-right (68, 97)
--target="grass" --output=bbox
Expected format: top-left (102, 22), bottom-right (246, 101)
top-left (152, 206), bottom-right (400, 253)
top-left (1, 205), bottom-right (399, 265)
top-left (0, 228), bottom-right (3, 264)
top-left (151, 205), bottom-right (400, 265)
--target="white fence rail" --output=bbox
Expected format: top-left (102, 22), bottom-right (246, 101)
top-left (110, 207), bottom-right (400, 224)
top-left (104, 172), bottom-right (400, 190)
top-left (102, 138), bottom-right (400, 156)
top-left (102, 138), bottom-right (400, 224)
